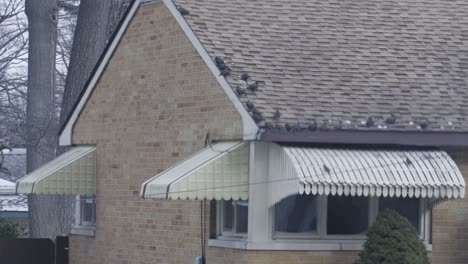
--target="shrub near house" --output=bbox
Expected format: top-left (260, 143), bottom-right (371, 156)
top-left (356, 209), bottom-right (429, 264)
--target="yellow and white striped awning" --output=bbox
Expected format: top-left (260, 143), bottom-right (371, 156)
top-left (269, 144), bottom-right (465, 206)
top-left (16, 146), bottom-right (96, 195)
top-left (141, 141), bottom-right (249, 200)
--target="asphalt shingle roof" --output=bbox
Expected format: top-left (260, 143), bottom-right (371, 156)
top-left (173, 0), bottom-right (468, 132)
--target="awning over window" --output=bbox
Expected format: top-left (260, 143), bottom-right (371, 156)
top-left (269, 144), bottom-right (465, 206)
top-left (16, 147), bottom-right (96, 195)
top-left (141, 141), bottom-right (249, 200)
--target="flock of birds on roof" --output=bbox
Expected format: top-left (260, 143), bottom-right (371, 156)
top-left (176, 5), bottom-right (457, 133)
top-left (212, 56), bottom-right (454, 133)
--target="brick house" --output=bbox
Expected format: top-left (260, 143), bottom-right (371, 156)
top-left (17, 0), bottom-right (468, 263)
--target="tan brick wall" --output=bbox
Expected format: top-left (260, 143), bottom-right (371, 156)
top-left (68, 2), bottom-right (467, 264)
top-left (431, 148), bottom-right (468, 264)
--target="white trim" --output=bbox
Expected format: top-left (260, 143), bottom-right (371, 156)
top-left (162, 0), bottom-right (259, 140)
top-left (58, 0), bottom-right (141, 146)
top-left (209, 239), bottom-right (434, 252)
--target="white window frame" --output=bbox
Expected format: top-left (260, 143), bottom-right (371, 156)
top-left (272, 195), bottom-right (430, 241)
top-left (216, 200), bottom-right (248, 239)
top-left (70, 195), bottom-right (96, 236)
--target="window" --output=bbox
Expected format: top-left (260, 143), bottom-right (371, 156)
top-left (70, 195), bottom-right (96, 236)
top-left (80, 196), bottom-right (96, 226)
top-left (272, 195), bottom-right (429, 240)
top-left (379, 197), bottom-right (419, 231)
top-left (327, 196), bottom-right (368, 235)
top-left (274, 194), bottom-right (318, 235)
top-left (218, 200), bottom-right (248, 237)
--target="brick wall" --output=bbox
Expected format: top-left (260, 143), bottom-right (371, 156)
top-left (69, 2), bottom-right (467, 264)
top-left (71, 2), bottom-right (245, 263)
top-left (431, 148), bottom-right (468, 264)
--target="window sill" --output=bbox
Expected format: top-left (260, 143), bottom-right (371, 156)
top-left (70, 225), bottom-right (95, 237)
top-left (209, 239), bottom-right (433, 252)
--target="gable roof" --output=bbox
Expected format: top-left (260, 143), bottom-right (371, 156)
top-left (59, 0), bottom-right (468, 146)
top-left (172, 0), bottom-right (468, 134)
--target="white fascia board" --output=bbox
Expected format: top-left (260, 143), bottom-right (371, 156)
top-left (163, 0), bottom-right (259, 140)
top-left (58, 0), bottom-right (141, 146)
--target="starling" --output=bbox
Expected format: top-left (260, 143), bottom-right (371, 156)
top-left (319, 120), bottom-right (330, 131)
top-left (251, 107), bottom-right (261, 116)
top-left (385, 114), bottom-right (397, 125)
top-left (176, 6), bottom-right (190, 16)
top-left (247, 81), bottom-right (259, 92)
top-left (252, 113), bottom-right (264, 123)
top-left (285, 123), bottom-right (293, 132)
top-left (245, 101), bottom-right (255, 111)
top-left (308, 121), bottom-right (318, 131)
top-left (219, 68), bottom-right (231, 77)
top-left (273, 109), bottom-right (281, 121)
top-left (235, 87), bottom-right (246, 96)
top-left (240, 73), bottom-right (250, 82)
top-left (323, 165), bottom-right (331, 174)
top-left (365, 117), bottom-right (374, 128)
top-left (214, 57), bottom-right (224, 67)
top-left (420, 122), bottom-right (428, 130)
top-left (264, 122), bottom-right (275, 130)
top-left (217, 63), bottom-right (230, 71)
top-left (405, 157), bottom-right (412, 166)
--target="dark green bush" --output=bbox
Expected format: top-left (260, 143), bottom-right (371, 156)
top-left (355, 209), bottom-right (429, 264)
top-left (0, 218), bottom-right (20, 239)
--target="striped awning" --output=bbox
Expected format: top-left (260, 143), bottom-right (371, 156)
top-left (268, 144), bottom-right (465, 206)
top-left (141, 141), bottom-right (249, 200)
top-left (16, 147), bottom-right (96, 195)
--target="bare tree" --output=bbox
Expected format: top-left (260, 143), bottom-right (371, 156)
top-left (0, 0), bottom-right (27, 147)
top-left (25, 0), bottom-right (59, 238)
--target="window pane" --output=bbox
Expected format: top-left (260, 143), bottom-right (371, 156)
top-left (327, 196), bottom-right (368, 235)
top-left (82, 198), bottom-right (95, 223)
top-left (235, 201), bottom-right (248, 233)
top-left (275, 194), bottom-right (318, 233)
top-left (223, 201), bottom-right (234, 231)
top-left (379, 197), bottom-right (419, 231)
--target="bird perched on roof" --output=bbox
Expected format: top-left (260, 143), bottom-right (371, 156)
top-left (176, 6), bottom-right (190, 16)
top-left (323, 165), bottom-right (331, 174)
top-left (285, 123), bottom-right (293, 132)
top-left (252, 113), bottom-right (264, 123)
top-left (273, 109), bottom-right (281, 121)
top-left (235, 86), bottom-right (246, 96)
top-left (240, 73), bottom-right (250, 82)
top-left (319, 120), bottom-right (330, 131)
top-left (308, 121), bottom-right (318, 131)
top-left (420, 122), bottom-right (428, 130)
top-left (213, 57), bottom-right (231, 77)
top-left (385, 114), bottom-right (397, 125)
top-left (405, 157), bottom-right (412, 166)
top-left (214, 57), bottom-right (225, 66)
top-left (264, 122), bottom-right (275, 130)
top-left (219, 68), bottom-right (231, 77)
top-left (247, 81), bottom-right (260, 92)
top-left (366, 117), bottom-right (375, 128)
top-left (245, 101), bottom-right (255, 111)
top-left (251, 107), bottom-right (262, 116)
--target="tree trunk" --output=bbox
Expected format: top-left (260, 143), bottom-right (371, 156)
top-left (25, 0), bottom-right (65, 239)
top-left (59, 0), bottom-right (113, 125)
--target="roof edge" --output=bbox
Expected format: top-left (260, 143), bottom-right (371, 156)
top-left (162, 0), bottom-right (259, 140)
top-left (260, 130), bottom-right (468, 146)
top-left (58, 0), bottom-right (141, 146)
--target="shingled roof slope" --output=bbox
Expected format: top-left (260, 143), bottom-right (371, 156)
top-left (172, 0), bottom-right (468, 132)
